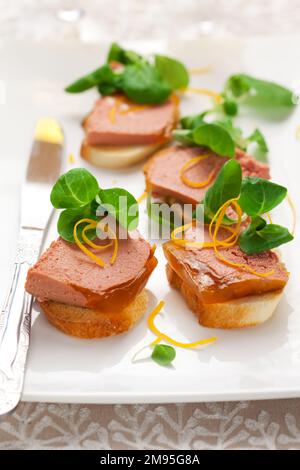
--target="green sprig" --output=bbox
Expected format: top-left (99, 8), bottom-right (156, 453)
top-left (50, 168), bottom-right (139, 242)
top-left (202, 160), bottom-right (293, 254)
top-left (65, 42), bottom-right (189, 104)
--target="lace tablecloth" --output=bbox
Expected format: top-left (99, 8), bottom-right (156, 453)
top-left (1, 401), bottom-right (300, 449)
top-left (1, 0), bottom-right (300, 450)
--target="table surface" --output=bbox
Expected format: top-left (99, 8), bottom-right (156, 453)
top-left (1, 0), bottom-right (300, 450)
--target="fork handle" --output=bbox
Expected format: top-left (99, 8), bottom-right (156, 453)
top-left (0, 227), bottom-right (43, 415)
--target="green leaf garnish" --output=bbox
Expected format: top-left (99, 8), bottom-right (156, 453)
top-left (180, 112), bottom-right (207, 130)
top-left (239, 219), bottom-right (293, 254)
top-left (222, 98), bottom-right (238, 116)
top-left (177, 111), bottom-right (269, 162)
top-left (155, 54), bottom-right (189, 90)
top-left (239, 177), bottom-right (287, 216)
top-left (106, 42), bottom-right (125, 63)
top-left (65, 42), bottom-right (188, 104)
top-left (151, 344), bottom-right (176, 366)
top-left (246, 128), bottom-right (269, 162)
top-left (97, 188), bottom-right (139, 230)
top-left (51, 168), bottom-right (139, 242)
top-left (225, 74), bottom-right (295, 108)
top-left (122, 62), bottom-right (171, 104)
top-left (173, 123), bottom-right (235, 158)
top-left (65, 68), bottom-right (102, 93)
top-left (203, 159), bottom-right (242, 223)
top-left (50, 168), bottom-right (99, 209)
top-left (172, 129), bottom-right (194, 146)
top-left (193, 123), bottom-right (235, 158)
top-left (178, 111), bottom-right (269, 156)
top-left (211, 117), bottom-right (246, 150)
top-left (106, 42), bottom-right (143, 65)
top-left (57, 206), bottom-right (97, 243)
top-left (247, 128), bottom-right (268, 153)
top-left (65, 65), bottom-right (118, 94)
top-left (200, 160), bottom-right (293, 254)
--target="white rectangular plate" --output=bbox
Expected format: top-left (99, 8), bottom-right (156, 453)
top-left (0, 36), bottom-right (300, 404)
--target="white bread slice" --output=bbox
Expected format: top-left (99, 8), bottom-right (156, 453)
top-left (39, 290), bottom-right (148, 339)
top-left (166, 264), bottom-right (283, 329)
top-left (81, 139), bottom-right (163, 169)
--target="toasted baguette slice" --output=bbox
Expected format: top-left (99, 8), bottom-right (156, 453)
top-left (81, 139), bottom-right (163, 169)
top-left (166, 265), bottom-right (283, 329)
top-left (39, 290), bottom-right (148, 339)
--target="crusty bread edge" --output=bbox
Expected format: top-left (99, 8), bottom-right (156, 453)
top-left (39, 290), bottom-right (149, 339)
top-left (166, 264), bottom-right (284, 329)
top-left (81, 139), bottom-right (164, 169)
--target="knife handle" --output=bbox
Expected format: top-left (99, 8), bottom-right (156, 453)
top-left (0, 227), bottom-right (43, 414)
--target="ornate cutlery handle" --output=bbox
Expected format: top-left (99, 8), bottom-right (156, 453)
top-left (0, 228), bottom-right (43, 415)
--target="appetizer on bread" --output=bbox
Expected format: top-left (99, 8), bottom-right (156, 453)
top-left (164, 225), bottom-right (288, 329)
top-left (144, 146), bottom-right (269, 206)
top-left (65, 43), bottom-right (188, 168)
top-left (25, 168), bottom-right (157, 338)
top-left (144, 111), bottom-right (271, 207)
top-left (163, 160), bottom-right (293, 329)
top-left (81, 94), bottom-right (178, 168)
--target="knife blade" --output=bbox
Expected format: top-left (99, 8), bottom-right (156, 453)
top-left (0, 118), bottom-right (63, 415)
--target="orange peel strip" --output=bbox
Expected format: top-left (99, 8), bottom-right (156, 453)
top-left (74, 218), bottom-right (118, 267)
top-left (180, 155), bottom-right (217, 188)
top-left (209, 199), bottom-right (275, 278)
top-left (208, 199), bottom-right (242, 248)
top-left (137, 191), bottom-right (147, 203)
top-left (81, 221), bottom-right (113, 250)
top-left (109, 95), bottom-right (150, 124)
top-left (74, 219), bottom-right (106, 267)
top-left (171, 222), bottom-right (214, 249)
top-left (119, 104), bottom-right (149, 115)
top-left (171, 199), bottom-right (275, 278)
top-left (188, 66), bottom-right (212, 74)
top-left (97, 221), bottom-right (118, 265)
top-left (108, 96), bottom-right (122, 124)
top-left (147, 301), bottom-right (217, 349)
top-left (184, 87), bottom-right (223, 104)
top-left (68, 153), bottom-right (75, 164)
top-left (266, 212), bottom-right (273, 224)
top-left (171, 222), bottom-right (237, 249)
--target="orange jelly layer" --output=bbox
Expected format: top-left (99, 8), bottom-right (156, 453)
top-left (70, 253), bottom-right (157, 312)
top-left (163, 242), bottom-right (288, 304)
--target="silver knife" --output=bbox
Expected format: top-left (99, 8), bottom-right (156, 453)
top-left (0, 118), bottom-right (63, 414)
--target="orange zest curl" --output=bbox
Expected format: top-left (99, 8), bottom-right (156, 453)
top-left (137, 191), bottom-right (147, 203)
top-left (208, 198), bottom-right (242, 248)
top-left (108, 100), bottom-right (119, 124)
top-left (147, 301), bottom-right (217, 349)
top-left (171, 199), bottom-right (275, 278)
top-left (80, 221), bottom-right (112, 251)
top-left (73, 218), bottom-right (118, 267)
top-left (171, 222), bottom-right (237, 249)
top-left (180, 155), bottom-right (217, 188)
top-left (184, 87), bottom-right (223, 104)
top-left (119, 103), bottom-right (149, 116)
top-left (266, 212), bottom-right (273, 224)
top-left (188, 66), bottom-right (212, 74)
top-left (208, 199), bottom-right (275, 278)
top-left (171, 222), bottom-right (214, 249)
top-left (68, 153), bottom-right (75, 164)
top-left (108, 96), bottom-right (150, 124)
